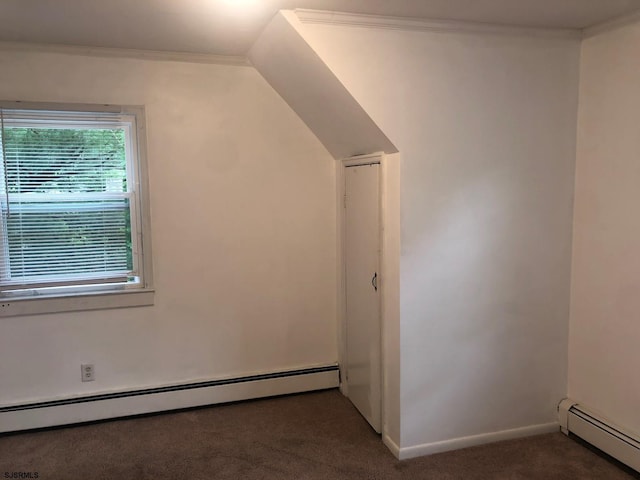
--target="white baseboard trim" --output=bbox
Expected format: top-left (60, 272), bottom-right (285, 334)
top-left (0, 365), bottom-right (338, 433)
top-left (383, 433), bottom-right (401, 459)
top-left (398, 422), bottom-right (559, 460)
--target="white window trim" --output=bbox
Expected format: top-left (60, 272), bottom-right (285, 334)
top-left (0, 100), bottom-right (154, 317)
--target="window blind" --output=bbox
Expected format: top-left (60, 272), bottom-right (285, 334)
top-left (0, 114), bottom-right (134, 291)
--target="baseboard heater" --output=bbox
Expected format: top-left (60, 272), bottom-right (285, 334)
top-left (559, 399), bottom-right (640, 472)
top-left (0, 364), bottom-right (339, 434)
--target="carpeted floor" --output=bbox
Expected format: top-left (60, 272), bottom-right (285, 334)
top-left (0, 389), bottom-right (636, 480)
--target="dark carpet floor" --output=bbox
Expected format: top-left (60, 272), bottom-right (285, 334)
top-left (0, 389), bottom-right (636, 480)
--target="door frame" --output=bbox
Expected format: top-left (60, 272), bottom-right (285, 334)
top-left (337, 152), bottom-right (385, 432)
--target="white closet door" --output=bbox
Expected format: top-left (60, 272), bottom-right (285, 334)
top-left (345, 163), bottom-right (381, 433)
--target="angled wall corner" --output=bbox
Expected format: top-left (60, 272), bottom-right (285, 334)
top-left (249, 10), bottom-right (402, 453)
top-left (248, 10), bottom-right (397, 160)
top-left (294, 12), bottom-right (580, 457)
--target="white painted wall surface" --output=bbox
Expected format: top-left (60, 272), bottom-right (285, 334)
top-left (570, 20), bottom-right (640, 437)
top-left (299, 21), bottom-right (580, 450)
top-left (381, 153), bottom-right (401, 449)
top-left (0, 50), bottom-right (337, 405)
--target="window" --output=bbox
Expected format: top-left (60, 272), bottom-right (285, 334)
top-left (0, 103), bottom-right (153, 316)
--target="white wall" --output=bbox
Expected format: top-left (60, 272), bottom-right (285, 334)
top-left (0, 50), bottom-right (337, 405)
top-left (570, 20), bottom-right (640, 437)
top-left (298, 21), bottom-right (580, 451)
top-left (381, 152), bottom-right (401, 448)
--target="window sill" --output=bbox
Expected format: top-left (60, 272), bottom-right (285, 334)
top-left (0, 288), bottom-right (155, 317)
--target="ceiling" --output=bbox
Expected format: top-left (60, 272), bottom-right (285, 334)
top-left (0, 0), bottom-right (639, 56)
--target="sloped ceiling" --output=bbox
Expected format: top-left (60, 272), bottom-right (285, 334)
top-left (249, 11), bottom-right (397, 159)
top-left (0, 0), bottom-right (638, 56)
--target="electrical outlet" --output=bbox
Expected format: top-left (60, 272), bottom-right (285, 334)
top-left (81, 364), bottom-right (95, 382)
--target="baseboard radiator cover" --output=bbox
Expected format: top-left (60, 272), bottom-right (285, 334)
top-left (0, 365), bottom-right (339, 433)
top-left (559, 399), bottom-right (640, 472)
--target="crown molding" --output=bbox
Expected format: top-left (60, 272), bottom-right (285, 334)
top-left (294, 9), bottom-right (582, 40)
top-left (582, 8), bottom-right (640, 38)
top-left (0, 41), bottom-right (250, 67)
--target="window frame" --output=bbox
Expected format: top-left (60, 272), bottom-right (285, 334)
top-left (0, 101), bottom-right (154, 317)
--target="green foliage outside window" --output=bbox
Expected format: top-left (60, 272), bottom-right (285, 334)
top-left (5, 127), bottom-right (127, 193)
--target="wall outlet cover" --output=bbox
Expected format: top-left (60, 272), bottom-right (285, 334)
top-left (81, 364), bottom-right (95, 382)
